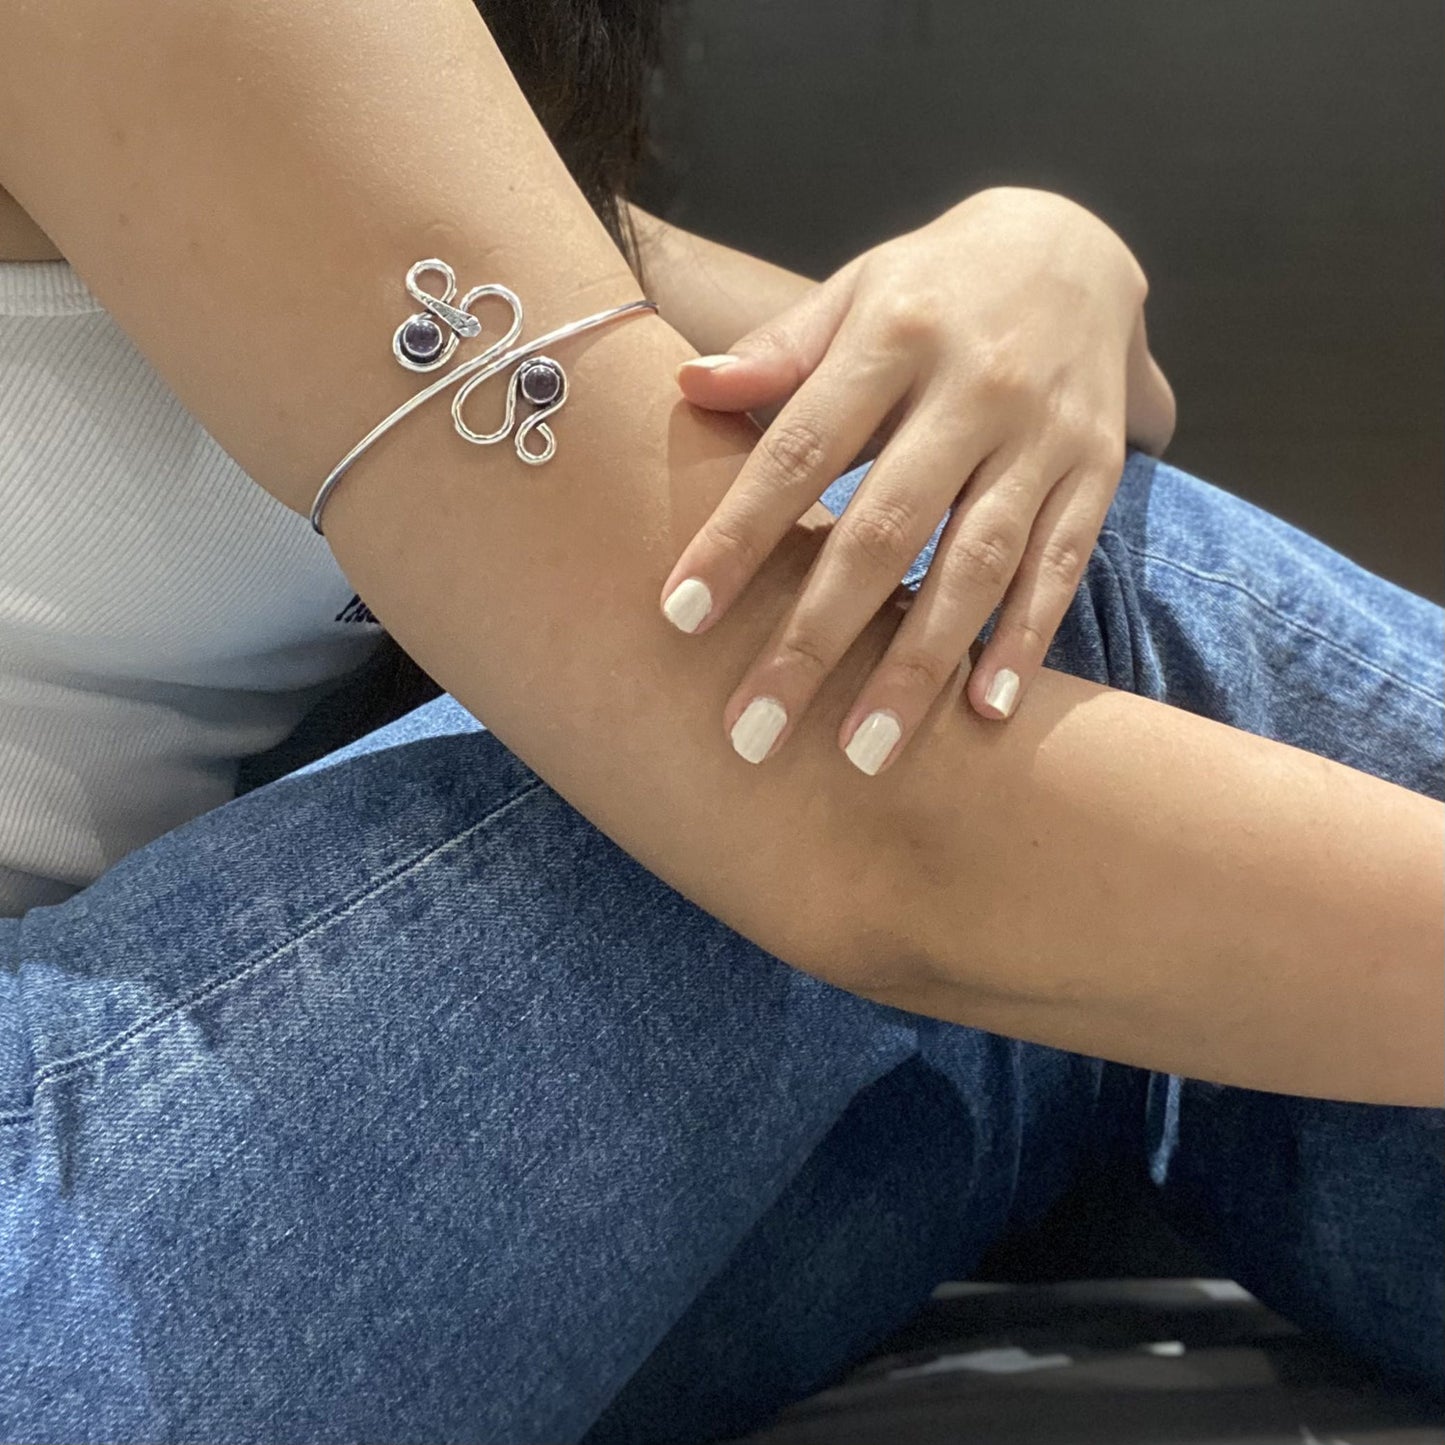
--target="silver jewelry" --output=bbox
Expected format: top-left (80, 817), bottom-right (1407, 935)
top-left (309, 258), bottom-right (659, 535)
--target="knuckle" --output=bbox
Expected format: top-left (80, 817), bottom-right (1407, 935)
top-left (952, 526), bottom-right (1020, 590)
top-left (880, 293), bottom-right (943, 348)
top-left (884, 647), bottom-right (950, 696)
top-left (741, 321), bottom-right (792, 358)
top-left (760, 416), bottom-right (830, 488)
top-left (1008, 619), bottom-right (1051, 657)
top-left (699, 509), bottom-right (760, 570)
top-left (775, 625), bottom-right (835, 679)
top-left (1057, 411), bottom-right (1125, 473)
top-left (842, 495), bottom-right (919, 573)
top-left (972, 351), bottom-right (1037, 407)
top-left (1096, 433), bottom-right (1128, 479)
top-left (1082, 420), bottom-right (1126, 470)
top-left (1037, 535), bottom-right (1087, 589)
top-left (1051, 397), bottom-right (1097, 435)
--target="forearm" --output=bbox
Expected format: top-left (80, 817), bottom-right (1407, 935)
top-left (874, 673), bottom-right (1444, 1108)
top-left (325, 306), bottom-right (1440, 1110)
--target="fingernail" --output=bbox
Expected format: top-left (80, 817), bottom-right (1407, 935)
top-left (730, 696), bottom-right (787, 764)
top-left (983, 667), bottom-right (1021, 718)
top-left (680, 354), bottom-right (738, 374)
top-left (662, 576), bottom-right (712, 633)
top-left (844, 709), bottom-right (902, 776)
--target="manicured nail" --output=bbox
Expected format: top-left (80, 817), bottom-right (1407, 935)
top-left (844, 709), bottom-right (902, 776)
top-left (983, 667), bottom-right (1021, 718)
top-left (679, 354), bottom-right (737, 374)
top-left (730, 696), bottom-right (787, 764)
top-left (662, 576), bottom-right (712, 633)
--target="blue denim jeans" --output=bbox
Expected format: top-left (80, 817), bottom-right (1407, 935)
top-left (2, 453), bottom-right (1442, 1444)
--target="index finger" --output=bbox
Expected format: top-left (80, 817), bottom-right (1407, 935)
top-left (659, 344), bottom-right (912, 635)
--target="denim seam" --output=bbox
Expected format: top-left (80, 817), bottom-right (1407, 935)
top-left (1100, 529), bottom-right (1443, 708)
top-left (1, 778), bottom-right (550, 1122)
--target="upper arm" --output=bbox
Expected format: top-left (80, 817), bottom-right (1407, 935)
top-left (0, 0), bottom-right (637, 517)
top-left (0, 0), bottom-right (935, 991)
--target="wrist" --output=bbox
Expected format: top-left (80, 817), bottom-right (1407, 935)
top-left (952, 186), bottom-right (1148, 314)
top-left (959, 189), bottom-right (1170, 449)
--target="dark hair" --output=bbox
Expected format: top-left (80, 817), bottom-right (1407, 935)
top-left (479, 0), bottom-right (667, 275)
top-left (362, 0), bottom-right (669, 728)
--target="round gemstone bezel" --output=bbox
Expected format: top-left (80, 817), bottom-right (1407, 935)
top-left (393, 311), bottom-right (457, 371)
top-left (519, 358), bottom-right (565, 407)
top-left (400, 316), bottom-right (444, 362)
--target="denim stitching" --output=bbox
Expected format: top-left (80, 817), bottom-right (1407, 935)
top-left (1100, 529), bottom-right (1443, 709)
top-left (4, 778), bottom-right (549, 1119)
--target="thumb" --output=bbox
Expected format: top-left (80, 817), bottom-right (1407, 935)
top-left (675, 266), bottom-right (855, 414)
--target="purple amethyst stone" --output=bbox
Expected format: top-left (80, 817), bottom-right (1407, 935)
top-left (519, 359), bottom-right (563, 406)
top-left (400, 316), bottom-right (444, 363)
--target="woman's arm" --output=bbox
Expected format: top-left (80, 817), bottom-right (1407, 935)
top-left (3, 0), bottom-right (1435, 1106)
top-left (873, 674), bottom-right (1443, 1110)
top-left (626, 203), bottom-right (1427, 1103)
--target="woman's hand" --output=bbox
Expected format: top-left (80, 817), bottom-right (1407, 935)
top-left (657, 186), bottom-right (1176, 775)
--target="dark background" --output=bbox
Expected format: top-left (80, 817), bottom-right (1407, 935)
top-left (634, 0), bottom-right (1443, 603)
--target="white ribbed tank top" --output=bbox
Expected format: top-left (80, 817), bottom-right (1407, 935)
top-left (0, 258), bottom-right (386, 917)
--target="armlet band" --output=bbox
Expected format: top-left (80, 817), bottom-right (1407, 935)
top-left (309, 257), bottom-right (659, 535)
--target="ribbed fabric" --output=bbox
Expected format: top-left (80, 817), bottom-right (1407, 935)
top-left (0, 256), bottom-right (107, 316)
top-left (0, 258), bottom-right (387, 917)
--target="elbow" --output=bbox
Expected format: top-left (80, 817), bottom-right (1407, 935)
top-left (786, 911), bottom-right (942, 1009)
top-left (761, 802), bottom-right (1001, 1019)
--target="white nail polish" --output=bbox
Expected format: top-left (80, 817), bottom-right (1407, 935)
top-left (683, 354), bottom-right (737, 372)
top-left (662, 577), bottom-right (712, 633)
top-left (984, 667), bottom-right (1021, 718)
top-left (730, 696), bottom-right (787, 764)
top-left (844, 709), bottom-right (902, 776)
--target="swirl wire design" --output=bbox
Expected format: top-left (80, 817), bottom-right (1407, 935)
top-left (309, 257), bottom-right (658, 534)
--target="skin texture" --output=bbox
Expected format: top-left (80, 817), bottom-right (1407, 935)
top-left (0, 0), bottom-right (1439, 1105)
